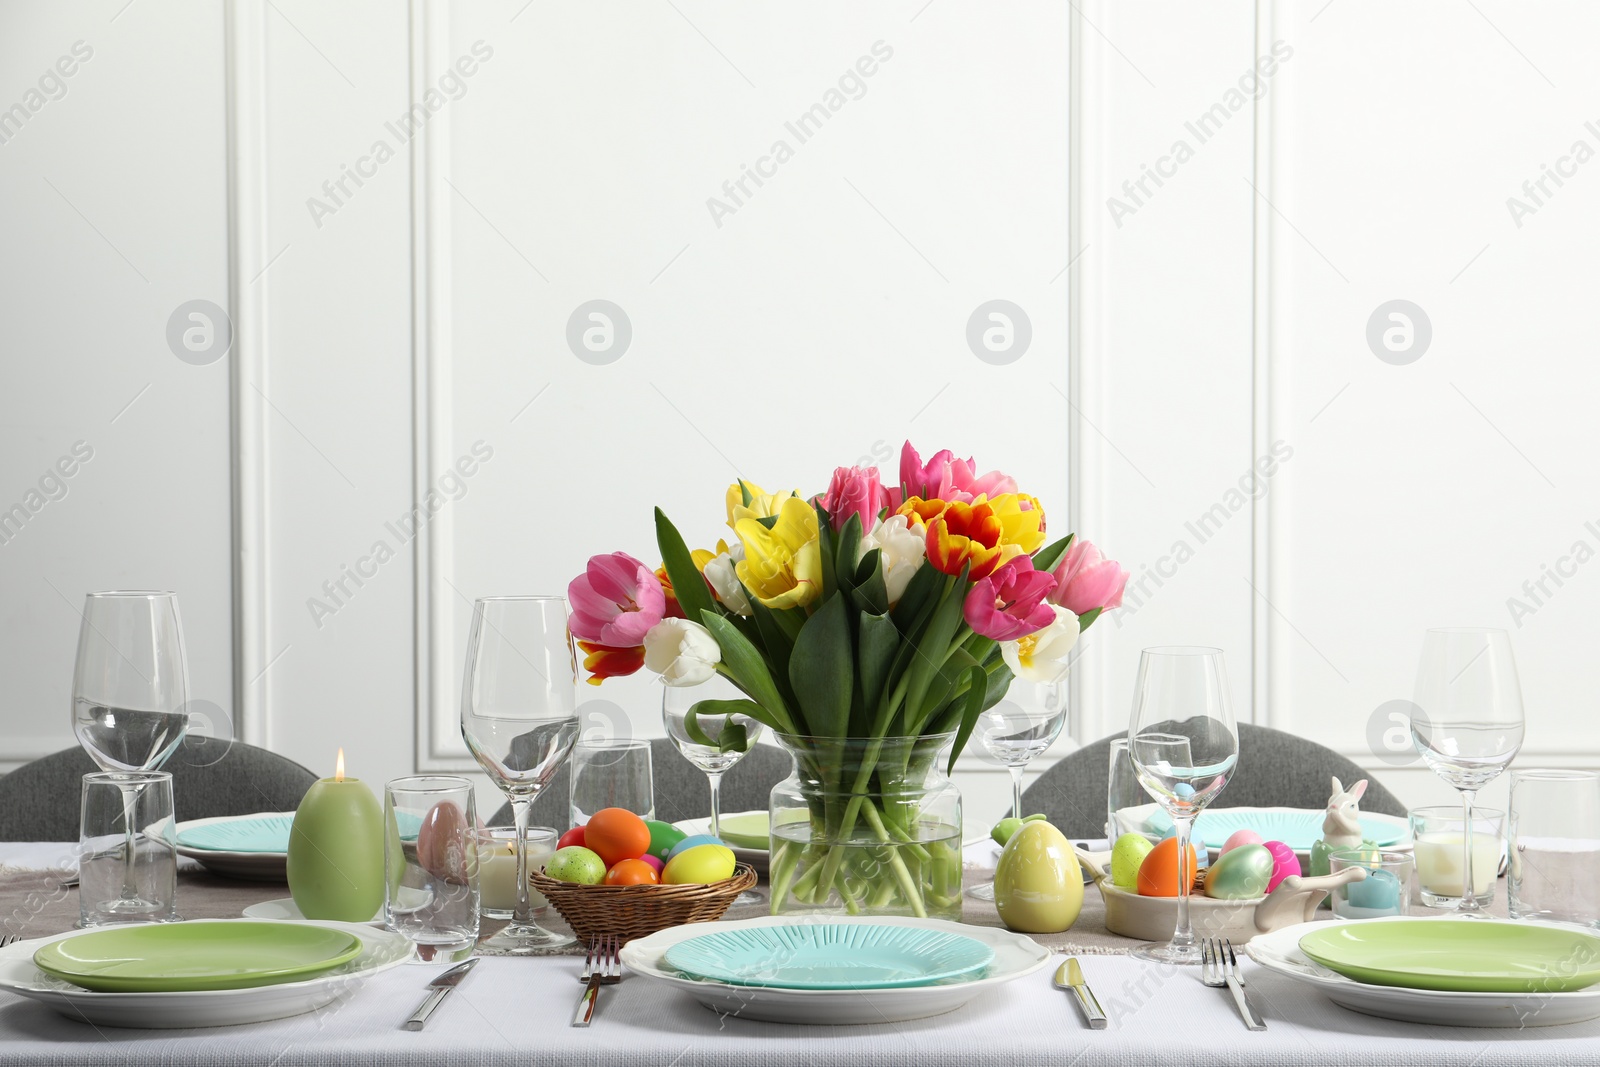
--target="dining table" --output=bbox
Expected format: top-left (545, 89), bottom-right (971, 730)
top-left (1, 839), bottom-right (1596, 1067)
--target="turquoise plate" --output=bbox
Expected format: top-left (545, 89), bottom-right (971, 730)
top-left (177, 814), bottom-right (294, 853)
top-left (664, 923), bottom-right (995, 990)
top-left (1146, 807), bottom-right (1408, 851)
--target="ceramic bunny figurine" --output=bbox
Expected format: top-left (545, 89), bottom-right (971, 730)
top-left (1310, 776), bottom-right (1374, 877)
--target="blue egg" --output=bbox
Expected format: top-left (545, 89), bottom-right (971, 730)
top-left (1174, 783), bottom-right (1196, 799)
top-left (666, 833), bottom-right (725, 861)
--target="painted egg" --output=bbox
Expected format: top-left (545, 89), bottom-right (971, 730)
top-left (1136, 836), bottom-right (1199, 897)
top-left (1262, 840), bottom-right (1301, 893)
top-left (1158, 827), bottom-right (1209, 869)
top-left (638, 853), bottom-right (664, 874)
top-left (662, 843), bottom-right (736, 885)
top-left (1220, 829), bottom-right (1263, 856)
top-left (645, 820), bottom-right (687, 860)
top-left (665, 834), bottom-right (724, 862)
top-left (1204, 843), bottom-right (1274, 899)
top-left (415, 800), bottom-right (471, 885)
top-left (994, 821), bottom-right (1083, 933)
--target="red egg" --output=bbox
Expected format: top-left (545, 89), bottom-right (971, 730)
top-left (558, 826), bottom-right (586, 850)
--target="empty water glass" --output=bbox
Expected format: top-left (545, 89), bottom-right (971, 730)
top-left (1509, 769), bottom-right (1600, 926)
top-left (386, 776), bottom-right (480, 964)
top-left (570, 739), bottom-right (654, 828)
top-left (79, 771), bottom-right (178, 926)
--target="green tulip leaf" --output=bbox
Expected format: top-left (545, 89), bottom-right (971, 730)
top-left (1078, 607), bottom-right (1104, 630)
top-left (1031, 533), bottom-right (1075, 575)
top-left (856, 610), bottom-right (900, 713)
top-left (788, 594), bottom-right (853, 739)
top-left (946, 664), bottom-right (991, 776)
top-left (700, 611), bottom-right (797, 735)
top-left (851, 549), bottom-right (889, 615)
top-left (685, 700), bottom-right (756, 754)
top-left (655, 508), bottom-right (717, 626)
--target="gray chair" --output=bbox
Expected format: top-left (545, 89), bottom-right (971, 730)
top-left (490, 737), bottom-right (793, 831)
top-left (0, 739), bottom-right (318, 842)
top-left (1018, 724), bottom-right (1408, 839)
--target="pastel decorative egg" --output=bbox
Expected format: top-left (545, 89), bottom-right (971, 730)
top-left (1220, 829), bottom-right (1263, 856)
top-left (1203, 843), bottom-right (1274, 899)
top-left (665, 834), bottom-right (724, 862)
top-left (1262, 840), bottom-right (1301, 893)
top-left (662, 843), bottom-right (736, 885)
top-left (993, 820), bottom-right (1083, 933)
top-left (415, 800), bottom-right (471, 885)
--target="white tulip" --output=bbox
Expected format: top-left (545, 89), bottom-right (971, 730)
top-left (1001, 604), bottom-right (1080, 684)
top-left (703, 544), bottom-right (752, 617)
top-left (860, 514), bottom-right (926, 606)
top-left (644, 618), bottom-right (723, 686)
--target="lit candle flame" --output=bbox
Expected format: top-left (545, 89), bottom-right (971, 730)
top-left (334, 747), bottom-right (345, 782)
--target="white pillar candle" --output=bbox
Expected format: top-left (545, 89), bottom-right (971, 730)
top-left (477, 835), bottom-right (553, 912)
top-left (1414, 831), bottom-right (1500, 895)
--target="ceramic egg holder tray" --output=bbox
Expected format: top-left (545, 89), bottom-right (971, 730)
top-left (1075, 848), bottom-right (1367, 944)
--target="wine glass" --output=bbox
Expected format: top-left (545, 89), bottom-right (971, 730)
top-left (967, 679), bottom-right (1067, 902)
top-left (1126, 646), bottom-right (1238, 965)
top-left (1410, 627), bottom-right (1525, 915)
top-left (662, 675), bottom-right (765, 904)
top-left (71, 591), bottom-right (190, 918)
top-left (460, 596), bottom-right (580, 954)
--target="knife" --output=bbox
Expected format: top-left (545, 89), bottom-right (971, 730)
top-left (1054, 958), bottom-right (1108, 1029)
top-left (402, 958), bottom-right (478, 1031)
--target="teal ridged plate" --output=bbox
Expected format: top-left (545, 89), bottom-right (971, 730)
top-left (177, 814), bottom-right (294, 853)
top-left (664, 923), bottom-right (994, 990)
top-left (1146, 807), bottom-right (1408, 851)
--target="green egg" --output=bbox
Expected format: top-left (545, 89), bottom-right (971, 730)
top-left (1204, 843), bottom-right (1274, 899)
top-left (645, 820), bottom-right (687, 860)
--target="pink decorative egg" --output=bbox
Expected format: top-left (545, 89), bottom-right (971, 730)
top-left (1262, 840), bottom-right (1300, 893)
top-left (639, 853), bottom-right (664, 874)
top-left (1220, 829), bottom-right (1263, 856)
top-left (416, 800), bottom-right (471, 885)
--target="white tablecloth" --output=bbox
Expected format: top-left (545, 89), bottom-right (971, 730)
top-left (2, 842), bottom-right (1596, 1066)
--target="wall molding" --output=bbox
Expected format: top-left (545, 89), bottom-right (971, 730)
top-left (226, 0), bottom-right (270, 749)
top-left (1249, 0), bottom-right (1276, 730)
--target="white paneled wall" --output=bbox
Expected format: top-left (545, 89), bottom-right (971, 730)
top-left (3, 0), bottom-right (1594, 830)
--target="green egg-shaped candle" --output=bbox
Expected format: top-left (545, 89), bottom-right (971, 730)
top-left (287, 750), bottom-right (385, 922)
top-left (1204, 843), bottom-right (1275, 899)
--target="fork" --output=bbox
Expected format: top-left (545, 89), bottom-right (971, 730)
top-left (572, 934), bottom-right (621, 1027)
top-left (0, 934), bottom-right (18, 949)
top-left (1202, 937), bottom-right (1265, 1031)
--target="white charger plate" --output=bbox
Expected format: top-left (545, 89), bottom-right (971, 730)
top-left (620, 914), bottom-right (1050, 1024)
top-left (0, 919), bottom-right (412, 1028)
top-left (1247, 916), bottom-right (1600, 1027)
top-left (673, 812), bottom-right (769, 875)
top-left (174, 812), bottom-right (292, 881)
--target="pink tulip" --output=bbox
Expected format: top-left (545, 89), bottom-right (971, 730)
top-left (1049, 538), bottom-right (1128, 616)
top-left (963, 555), bottom-right (1057, 641)
top-left (820, 465), bottom-right (888, 532)
top-left (567, 552), bottom-right (666, 647)
top-left (899, 441), bottom-right (1017, 504)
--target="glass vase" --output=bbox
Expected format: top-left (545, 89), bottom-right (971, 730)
top-left (767, 733), bottom-right (963, 921)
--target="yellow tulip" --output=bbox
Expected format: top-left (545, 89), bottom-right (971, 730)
top-left (725, 479), bottom-right (800, 529)
top-left (734, 496), bottom-right (822, 610)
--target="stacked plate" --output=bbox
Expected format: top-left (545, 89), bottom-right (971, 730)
top-left (1247, 915), bottom-right (1600, 1027)
top-left (621, 915), bottom-right (1051, 1023)
top-left (1142, 806), bottom-right (1412, 860)
top-left (673, 811), bottom-right (771, 874)
top-left (174, 812), bottom-right (295, 880)
top-left (0, 919), bottom-right (412, 1027)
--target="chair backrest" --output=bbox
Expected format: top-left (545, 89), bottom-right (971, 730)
top-left (489, 737), bottom-right (793, 831)
top-left (0, 740), bottom-right (319, 842)
top-left (1018, 723), bottom-right (1409, 839)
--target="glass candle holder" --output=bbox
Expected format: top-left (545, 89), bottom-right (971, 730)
top-left (476, 825), bottom-right (557, 920)
top-left (1509, 769), bottom-right (1600, 926)
top-left (1410, 805), bottom-right (1504, 909)
top-left (1328, 847), bottom-right (1414, 919)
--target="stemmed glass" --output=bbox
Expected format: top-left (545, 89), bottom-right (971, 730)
top-left (967, 679), bottom-right (1068, 902)
top-left (71, 591), bottom-right (190, 918)
top-left (1410, 627), bottom-right (1525, 915)
top-left (663, 676), bottom-right (765, 904)
top-left (1127, 647), bottom-right (1238, 965)
top-left (460, 596), bottom-right (580, 954)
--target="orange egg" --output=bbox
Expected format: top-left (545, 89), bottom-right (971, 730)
top-left (582, 808), bottom-right (652, 867)
top-left (603, 858), bottom-right (660, 886)
top-left (1135, 836), bottom-right (1199, 897)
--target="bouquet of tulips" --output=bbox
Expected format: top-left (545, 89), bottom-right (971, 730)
top-left (568, 441), bottom-right (1126, 917)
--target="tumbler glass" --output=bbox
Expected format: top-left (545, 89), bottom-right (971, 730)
top-left (1508, 769), bottom-right (1600, 925)
top-left (569, 739), bottom-right (654, 828)
top-left (385, 775), bottom-right (480, 964)
top-left (78, 771), bottom-right (178, 926)
top-left (1328, 848), bottom-right (1414, 919)
top-left (1411, 805), bottom-right (1504, 909)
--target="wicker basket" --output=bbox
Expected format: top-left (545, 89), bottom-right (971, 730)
top-left (530, 863), bottom-right (758, 945)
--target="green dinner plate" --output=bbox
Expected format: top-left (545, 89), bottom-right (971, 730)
top-left (34, 922), bottom-right (364, 993)
top-left (1298, 920), bottom-right (1600, 993)
top-left (715, 812), bottom-right (770, 851)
